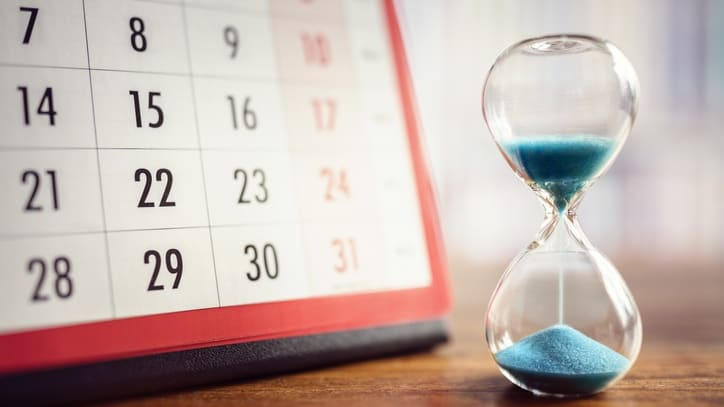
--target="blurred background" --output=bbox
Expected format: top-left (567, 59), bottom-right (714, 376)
top-left (397, 0), bottom-right (724, 274)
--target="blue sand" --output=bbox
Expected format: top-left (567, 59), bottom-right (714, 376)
top-left (500, 135), bottom-right (616, 213)
top-left (495, 324), bottom-right (630, 395)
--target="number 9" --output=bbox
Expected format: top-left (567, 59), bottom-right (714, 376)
top-left (224, 26), bottom-right (239, 59)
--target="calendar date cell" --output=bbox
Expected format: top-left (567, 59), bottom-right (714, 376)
top-left (202, 151), bottom-right (298, 226)
top-left (185, 7), bottom-right (277, 79)
top-left (0, 0), bottom-right (88, 68)
top-left (0, 233), bottom-right (113, 334)
top-left (348, 24), bottom-right (396, 89)
top-left (343, 0), bottom-right (387, 27)
top-left (273, 20), bottom-right (354, 85)
top-left (293, 153), bottom-right (378, 221)
top-left (372, 151), bottom-right (431, 289)
top-left (184, 0), bottom-right (269, 13)
top-left (0, 67), bottom-right (95, 149)
top-left (212, 224), bottom-right (309, 306)
top-left (0, 150), bottom-right (104, 236)
top-left (91, 71), bottom-right (197, 149)
top-left (270, 0), bottom-right (344, 22)
top-left (302, 222), bottom-right (384, 296)
top-left (378, 219), bottom-right (431, 290)
top-left (98, 150), bottom-right (209, 231)
top-left (361, 88), bottom-right (408, 150)
top-left (194, 78), bottom-right (287, 151)
top-left (84, 0), bottom-right (189, 74)
top-left (107, 228), bottom-right (218, 318)
top-left (282, 85), bottom-right (363, 151)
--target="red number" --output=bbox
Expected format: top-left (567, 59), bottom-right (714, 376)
top-left (301, 33), bottom-right (330, 66)
top-left (332, 238), bottom-right (358, 273)
top-left (320, 167), bottom-right (350, 201)
top-left (312, 98), bottom-right (336, 131)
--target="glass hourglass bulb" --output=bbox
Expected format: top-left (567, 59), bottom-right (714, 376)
top-left (481, 34), bottom-right (641, 397)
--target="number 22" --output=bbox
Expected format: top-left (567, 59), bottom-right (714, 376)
top-left (135, 168), bottom-right (175, 208)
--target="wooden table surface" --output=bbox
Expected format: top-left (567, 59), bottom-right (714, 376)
top-left (103, 259), bottom-right (724, 406)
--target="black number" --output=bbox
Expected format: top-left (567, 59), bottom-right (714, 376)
top-left (19, 7), bottom-right (39, 44)
top-left (252, 169), bottom-right (268, 202)
top-left (145, 249), bottom-right (183, 291)
top-left (129, 17), bottom-right (147, 52)
top-left (129, 90), bottom-right (163, 128)
top-left (54, 257), bottom-right (72, 298)
top-left (134, 168), bottom-right (154, 208)
top-left (262, 244), bottom-right (279, 279)
top-left (223, 26), bottom-right (239, 58)
top-left (22, 169), bottom-right (58, 211)
top-left (144, 250), bottom-right (163, 290)
top-left (130, 90), bottom-right (142, 128)
top-left (227, 95), bottom-right (257, 130)
top-left (18, 86), bottom-right (56, 126)
top-left (28, 258), bottom-right (48, 301)
top-left (157, 169), bottom-right (175, 207)
top-left (28, 256), bottom-right (72, 302)
top-left (245, 243), bottom-right (278, 281)
top-left (234, 168), bottom-right (267, 204)
top-left (135, 168), bottom-right (176, 208)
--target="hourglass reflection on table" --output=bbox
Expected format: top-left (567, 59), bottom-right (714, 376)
top-left (482, 34), bottom-right (642, 397)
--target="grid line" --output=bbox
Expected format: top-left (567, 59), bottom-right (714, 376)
top-left (81, 0), bottom-right (116, 317)
top-left (180, 0), bottom-right (222, 308)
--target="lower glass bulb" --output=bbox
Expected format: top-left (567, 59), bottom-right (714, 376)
top-left (484, 214), bottom-right (642, 397)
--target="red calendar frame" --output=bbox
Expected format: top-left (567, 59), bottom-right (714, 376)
top-left (0, 0), bottom-right (450, 375)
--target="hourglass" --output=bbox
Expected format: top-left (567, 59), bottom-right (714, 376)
top-left (482, 35), bottom-right (642, 397)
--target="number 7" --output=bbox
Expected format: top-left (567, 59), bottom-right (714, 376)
top-left (19, 7), bottom-right (39, 44)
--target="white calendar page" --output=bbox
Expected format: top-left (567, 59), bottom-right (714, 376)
top-left (0, 0), bottom-right (433, 337)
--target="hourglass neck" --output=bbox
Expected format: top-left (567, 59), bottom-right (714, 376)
top-left (529, 206), bottom-right (593, 252)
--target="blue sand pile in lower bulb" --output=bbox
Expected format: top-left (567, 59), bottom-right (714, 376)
top-left (494, 324), bottom-right (630, 396)
top-left (499, 135), bottom-right (616, 213)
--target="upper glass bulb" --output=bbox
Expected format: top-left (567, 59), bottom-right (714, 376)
top-left (482, 34), bottom-right (638, 213)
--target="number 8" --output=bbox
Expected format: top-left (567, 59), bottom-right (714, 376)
top-left (130, 17), bottom-right (147, 52)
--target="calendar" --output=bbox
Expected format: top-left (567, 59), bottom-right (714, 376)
top-left (0, 0), bottom-right (449, 403)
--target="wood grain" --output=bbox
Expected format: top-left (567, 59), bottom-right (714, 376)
top-left (101, 259), bottom-right (724, 406)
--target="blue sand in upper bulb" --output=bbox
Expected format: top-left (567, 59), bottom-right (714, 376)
top-left (499, 135), bottom-right (616, 213)
top-left (495, 324), bottom-right (630, 395)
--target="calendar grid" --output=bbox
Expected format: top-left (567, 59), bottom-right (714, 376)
top-left (81, 0), bottom-right (117, 317)
top-left (0, 0), bottom-right (432, 335)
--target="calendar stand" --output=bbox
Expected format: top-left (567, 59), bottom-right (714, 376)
top-left (2, 320), bottom-right (446, 404)
top-left (0, 0), bottom-right (450, 403)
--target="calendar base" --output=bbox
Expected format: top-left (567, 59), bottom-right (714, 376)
top-left (0, 319), bottom-right (448, 405)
